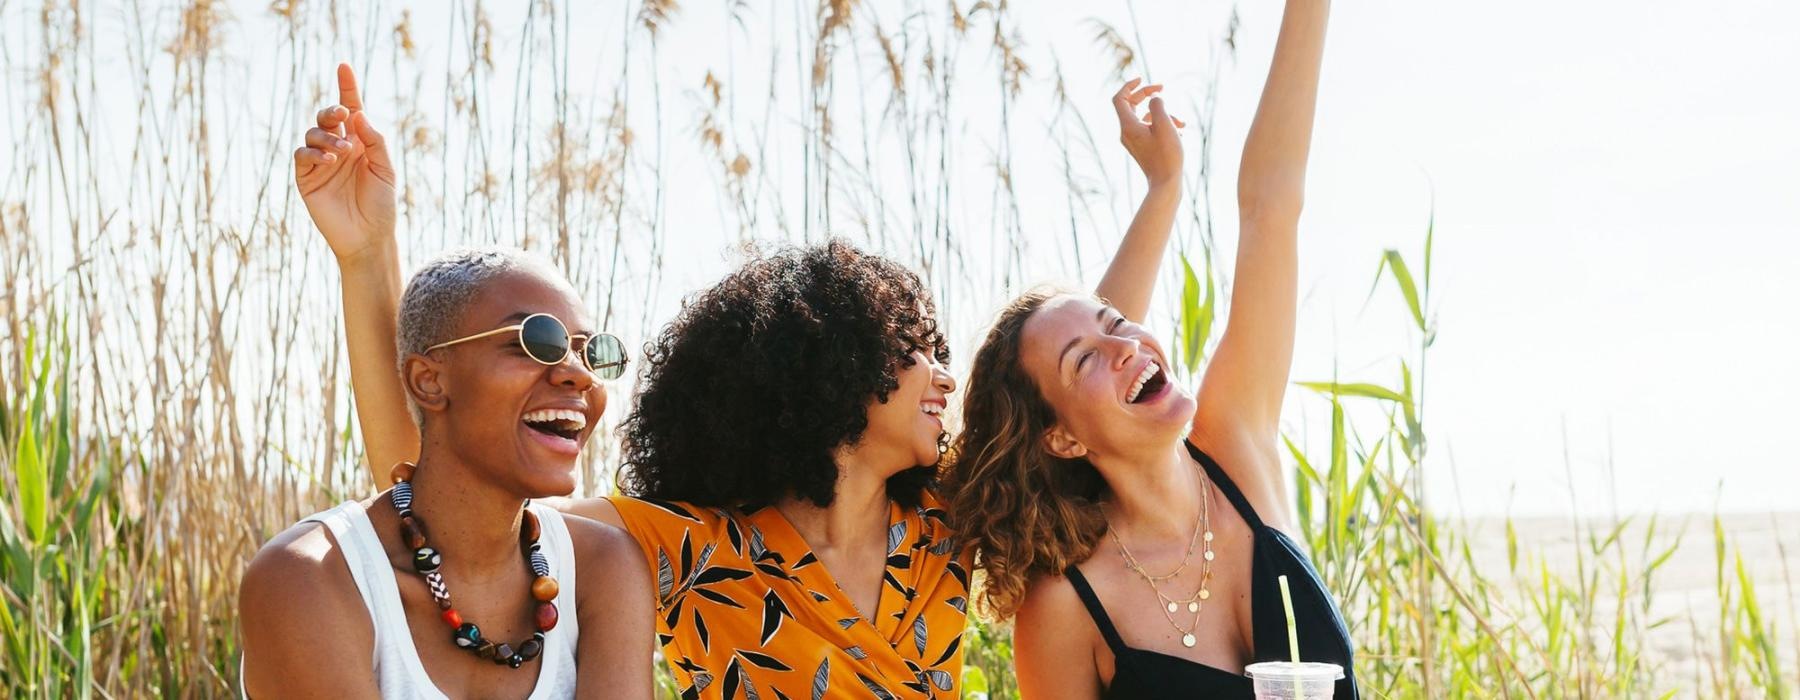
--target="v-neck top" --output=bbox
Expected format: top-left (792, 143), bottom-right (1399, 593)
top-left (1063, 441), bottom-right (1359, 699)
top-left (607, 493), bottom-right (972, 699)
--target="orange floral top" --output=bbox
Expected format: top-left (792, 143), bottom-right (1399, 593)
top-left (608, 493), bottom-right (972, 699)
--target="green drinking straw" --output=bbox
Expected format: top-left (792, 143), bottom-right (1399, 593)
top-left (1279, 575), bottom-right (1303, 698)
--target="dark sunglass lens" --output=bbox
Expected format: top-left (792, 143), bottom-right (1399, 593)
top-left (587, 333), bottom-right (627, 379)
top-left (519, 315), bottom-right (570, 364)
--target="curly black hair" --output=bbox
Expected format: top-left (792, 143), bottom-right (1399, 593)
top-left (617, 239), bottom-right (950, 510)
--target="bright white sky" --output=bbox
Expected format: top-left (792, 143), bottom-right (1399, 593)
top-left (16, 0), bottom-right (1798, 516)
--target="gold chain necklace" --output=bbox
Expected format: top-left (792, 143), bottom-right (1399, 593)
top-left (1106, 464), bottom-right (1215, 648)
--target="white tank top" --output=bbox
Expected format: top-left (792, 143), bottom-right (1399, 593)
top-left (299, 500), bottom-right (580, 699)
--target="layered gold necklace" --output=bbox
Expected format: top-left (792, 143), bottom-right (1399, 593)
top-left (1105, 464), bottom-right (1215, 648)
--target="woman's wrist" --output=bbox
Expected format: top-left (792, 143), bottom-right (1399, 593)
top-left (335, 236), bottom-right (400, 278)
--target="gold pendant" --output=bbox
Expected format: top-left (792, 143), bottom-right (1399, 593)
top-left (1182, 633), bottom-right (1196, 647)
top-left (1166, 602), bottom-right (1178, 613)
top-left (1188, 601), bottom-right (1200, 613)
top-left (1200, 589), bottom-right (1211, 600)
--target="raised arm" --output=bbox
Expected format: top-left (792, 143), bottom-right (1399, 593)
top-left (295, 63), bottom-right (419, 488)
top-left (1094, 79), bottom-right (1184, 321)
top-left (1195, 0), bottom-right (1329, 445)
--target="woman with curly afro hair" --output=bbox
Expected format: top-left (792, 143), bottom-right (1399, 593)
top-left (311, 74), bottom-right (1184, 696)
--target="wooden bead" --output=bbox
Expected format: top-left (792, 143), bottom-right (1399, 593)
top-left (520, 510), bottom-right (541, 543)
top-left (389, 461), bottom-right (417, 485)
top-left (531, 576), bottom-right (559, 602)
top-left (534, 602), bottom-right (559, 632)
top-left (475, 641), bottom-right (499, 660)
top-left (400, 516), bottom-right (428, 550)
top-left (492, 643), bottom-right (514, 664)
top-left (518, 637), bottom-right (544, 661)
top-left (441, 608), bottom-right (462, 628)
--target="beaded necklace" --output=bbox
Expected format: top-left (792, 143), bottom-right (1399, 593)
top-left (388, 461), bottom-right (560, 669)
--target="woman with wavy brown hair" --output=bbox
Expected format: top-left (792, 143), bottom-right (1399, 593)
top-left (943, 2), bottom-right (1355, 698)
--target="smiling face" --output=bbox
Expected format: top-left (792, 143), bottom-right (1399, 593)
top-left (856, 349), bottom-right (957, 472)
top-left (406, 269), bottom-right (607, 498)
top-left (1018, 294), bottom-right (1195, 460)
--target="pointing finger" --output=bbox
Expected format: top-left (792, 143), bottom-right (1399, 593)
top-left (336, 62), bottom-right (363, 113)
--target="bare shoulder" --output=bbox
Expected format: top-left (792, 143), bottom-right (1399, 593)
top-left (1013, 570), bottom-right (1103, 698)
top-left (239, 520), bottom-right (379, 696)
top-left (539, 494), bottom-right (624, 529)
top-left (240, 521), bottom-right (369, 628)
top-left (562, 513), bottom-right (650, 595)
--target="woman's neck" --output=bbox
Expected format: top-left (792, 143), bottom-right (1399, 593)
top-left (775, 447), bottom-right (894, 551)
top-left (1092, 439), bottom-right (1203, 543)
top-left (406, 442), bottom-right (529, 578)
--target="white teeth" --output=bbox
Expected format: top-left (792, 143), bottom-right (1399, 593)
top-left (522, 408), bottom-right (587, 431)
top-left (920, 403), bottom-right (944, 416)
top-left (1126, 362), bottom-right (1161, 403)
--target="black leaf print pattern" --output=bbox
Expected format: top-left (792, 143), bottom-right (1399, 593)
top-left (947, 560), bottom-right (969, 590)
top-left (912, 615), bottom-right (928, 655)
top-left (924, 669), bottom-right (954, 691)
top-left (858, 673), bottom-right (900, 700)
top-left (759, 590), bottom-right (792, 646)
top-left (929, 536), bottom-right (956, 556)
top-left (680, 530), bottom-right (694, 576)
top-left (945, 596), bottom-right (967, 614)
top-left (845, 645), bottom-right (869, 660)
top-left (772, 690), bottom-right (792, 700)
top-left (722, 658), bottom-right (743, 700)
top-left (695, 587), bottom-right (746, 608)
top-left (693, 566), bottom-right (754, 587)
top-left (737, 650), bottom-right (794, 671)
top-left (664, 596), bottom-right (685, 629)
top-left (932, 633), bottom-right (962, 667)
top-left (810, 658), bottom-right (830, 700)
top-left (809, 590), bottom-right (831, 603)
top-left (837, 617), bottom-right (858, 630)
top-left (726, 517), bottom-right (745, 556)
top-left (793, 551), bottom-right (818, 569)
top-left (882, 569), bottom-right (907, 594)
top-left (641, 498), bottom-right (704, 523)
top-left (693, 608), bottom-right (710, 654)
top-left (658, 633), bottom-right (675, 647)
top-left (887, 553), bottom-right (912, 570)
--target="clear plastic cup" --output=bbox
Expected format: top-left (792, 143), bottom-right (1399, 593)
top-left (1244, 661), bottom-right (1344, 700)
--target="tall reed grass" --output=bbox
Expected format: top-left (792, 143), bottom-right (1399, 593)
top-left (1, 1), bottom-right (1793, 697)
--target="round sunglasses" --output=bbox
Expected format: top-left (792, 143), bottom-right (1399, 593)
top-left (424, 312), bottom-right (629, 379)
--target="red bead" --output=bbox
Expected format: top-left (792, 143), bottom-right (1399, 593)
top-left (441, 608), bottom-right (462, 628)
top-left (534, 602), bottom-right (559, 632)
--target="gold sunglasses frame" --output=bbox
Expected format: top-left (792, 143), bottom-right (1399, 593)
top-left (424, 312), bottom-right (629, 378)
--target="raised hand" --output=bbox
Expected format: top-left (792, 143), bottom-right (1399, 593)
top-left (1112, 79), bottom-right (1185, 189)
top-left (294, 63), bottom-right (396, 263)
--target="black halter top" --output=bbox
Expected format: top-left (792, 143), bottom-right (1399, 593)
top-left (1063, 441), bottom-right (1360, 699)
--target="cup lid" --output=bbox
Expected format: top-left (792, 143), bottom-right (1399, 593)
top-left (1243, 661), bottom-right (1346, 681)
